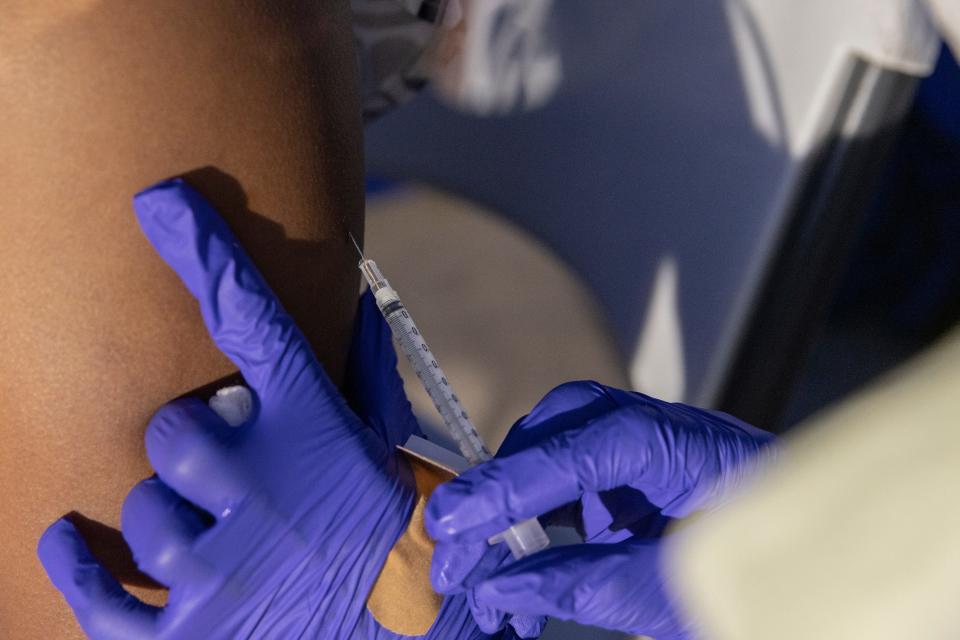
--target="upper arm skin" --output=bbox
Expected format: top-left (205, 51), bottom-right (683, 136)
top-left (0, 2), bottom-right (363, 637)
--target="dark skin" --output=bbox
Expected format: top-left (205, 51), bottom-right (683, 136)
top-left (0, 2), bottom-right (363, 637)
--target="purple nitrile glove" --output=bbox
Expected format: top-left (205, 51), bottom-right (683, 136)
top-left (35, 178), bottom-right (499, 640)
top-left (425, 381), bottom-right (776, 638)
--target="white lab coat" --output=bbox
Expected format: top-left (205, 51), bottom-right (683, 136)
top-left (662, 5), bottom-right (960, 638)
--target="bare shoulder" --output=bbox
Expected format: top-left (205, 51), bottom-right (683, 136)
top-left (0, 2), bottom-right (362, 636)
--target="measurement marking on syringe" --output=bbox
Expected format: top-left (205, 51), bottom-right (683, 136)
top-left (350, 233), bottom-right (550, 560)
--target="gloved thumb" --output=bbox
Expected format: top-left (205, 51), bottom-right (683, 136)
top-left (474, 540), bottom-right (692, 639)
top-left (343, 289), bottom-right (422, 449)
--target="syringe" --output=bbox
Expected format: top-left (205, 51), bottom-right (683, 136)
top-left (350, 234), bottom-right (550, 560)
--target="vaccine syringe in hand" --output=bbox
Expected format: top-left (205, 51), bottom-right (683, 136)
top-left (350, 234), bottom-right (550, 560)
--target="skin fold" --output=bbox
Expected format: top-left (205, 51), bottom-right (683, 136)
top-left (0, 2), bottom-right (363, 637)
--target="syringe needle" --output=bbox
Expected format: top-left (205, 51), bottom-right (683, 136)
top-left (348, 232), bottom-right (365, 260)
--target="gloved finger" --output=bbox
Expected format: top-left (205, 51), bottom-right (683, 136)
top-left (427, 402), bottom-right (681, 542)
top-left (431, 539), bottom-right (494, 594)
top-left (464, 591), bottom-right (547, 638)
top-left (474, 540), bottom-right (686, 638)
top-left (431, 492), bottom-right (660, 594)
top-left (132, 178), bottom-right (335, 411)
top-left (432, 530), bottom-right (517, 635)
top-left (497, 383), bottom-right (760, 542)
top-left (433, 533), bottom-right (547, 636)
top-left (37, 518), bottom-right (159, 640)
top-left (496, 380), bottom-right (648, 537)
top-left (497, 380), bottom-right (621, 457)
top-left (145, 397), bottom-right (249, 518)
top-left (467, 586), bottom-right (507, 634)
top-left (343, 289), bottom-right (422, 449)
top-left (121, 477), bottom-right (213, 588)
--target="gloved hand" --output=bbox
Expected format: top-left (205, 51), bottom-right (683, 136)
top-left (36, 178), bottom-right (498, 640)
top-left (426, 381), bottom-right (776, 638)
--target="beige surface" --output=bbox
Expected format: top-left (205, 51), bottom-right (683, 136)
top-left (669, 326), bottom-right (960, 639)
top-left (365, 185), bottom-right (630, 451)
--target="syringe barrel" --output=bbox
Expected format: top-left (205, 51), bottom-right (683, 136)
top-left (359, 257), bottom-right (549, 559)
top-left (369, 283), bottom-right (492, 463)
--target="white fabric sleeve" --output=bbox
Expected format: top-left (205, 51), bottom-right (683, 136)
top-left (665, 327), bottom-right (960, 639)
top-left (924, 0), bottom-right (960, 56)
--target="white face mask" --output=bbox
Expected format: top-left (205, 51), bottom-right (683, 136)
top-left (431, 0), bottom-right (563, 116)
top-left (352, 0), bottom-right (563, 121)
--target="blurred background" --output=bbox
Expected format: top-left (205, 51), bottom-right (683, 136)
top-left (355, 1), bottom-right (960, 637)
